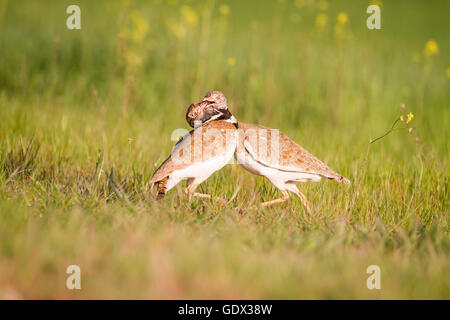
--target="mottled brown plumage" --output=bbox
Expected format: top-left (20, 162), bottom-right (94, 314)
top-left (150, 120), bottom-right (238, 200)
top-left (185, 91), bottom-right (349, 211)
top-left (237, 122), bottom-right (350, 183)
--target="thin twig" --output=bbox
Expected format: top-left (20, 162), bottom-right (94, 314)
top-left (369, 117), bottom-right (401, 145)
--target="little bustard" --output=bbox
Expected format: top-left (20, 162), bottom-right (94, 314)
top-left (185, 91), bottom-right (350, 211)
top-left (150, 93), bottom-right (238, 200)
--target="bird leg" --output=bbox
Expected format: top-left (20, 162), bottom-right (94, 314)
top-left (293, 190), bottom-right (312, 214)
top-left (260, 190), bottom-right (290, 207)
top-left (192, 192), bottom-right (211, 199)
top-left (184, 179), bottom-right (226, 204)
top-left (257, 189), bottom-right (312, 213)
top-left (184, 179), bottom-right (206, 200)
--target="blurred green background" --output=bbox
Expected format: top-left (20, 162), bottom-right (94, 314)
top-left (0, 0), bottom-right (448, 299)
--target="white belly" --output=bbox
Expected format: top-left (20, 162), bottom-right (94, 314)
top-left (235, 147), bottom-right (322, 189)
top-left (165, 132), bottom-right (237, 191)
top-left (172, 152), bottom-right (232, 181)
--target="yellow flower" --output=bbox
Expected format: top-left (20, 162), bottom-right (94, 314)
top-left (294, 0), bottom-right (306, 9)
top-left (317, 0), bottom-right (328, 11)
top-left (130, 11), bottom-right (149, 42)
top-left (125, 50), bottom-right (142, 67)
top-left (219, 4), bottom-right (230, 15)
top-left (446, 67), bottom-right (450, 78)
top-left (122, 0), bottom-right (133, 7)
top-left (369, 0), bottom-right (383, 9)
top-left (181, 5), bottom-right (198, 26)
top-left (315, 13), bottom-right (328, 28)
top-left (406, 112), bottom-right (414, 124)
top-left (227, 57), bottom-right (236, 66)
top-left (337, 12), bottom-right (348, 25)
top-left (166, 19), bottom-right (186, 39)
top-left (424, 40), bottom-right (439, 57)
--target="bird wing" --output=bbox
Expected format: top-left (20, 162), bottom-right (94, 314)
top-left (150, 121), bottom-right (237, 184)
top-left (238, 122), bottom-right (347, 181)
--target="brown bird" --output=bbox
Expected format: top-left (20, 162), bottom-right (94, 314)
top-left (150, 92), bottom-right (238, 201)
top-left (186, 91), bottom-right (350, 211)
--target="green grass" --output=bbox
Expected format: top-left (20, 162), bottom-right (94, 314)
top-left (0, 0), bottom-right (448, 299)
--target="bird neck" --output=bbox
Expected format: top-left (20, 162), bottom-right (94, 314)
top-left (216, 109), bottom-right (238, 128)
top-left (226, 115), bottom-right (239, 129)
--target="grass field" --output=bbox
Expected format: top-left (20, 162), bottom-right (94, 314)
top-left (0, 0), bottom-right (449, 299)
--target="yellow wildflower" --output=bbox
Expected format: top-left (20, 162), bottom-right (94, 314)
top-left (337, 12), bottom-right (348, 25)
top-left (294, 0), bottom-right (306, 9)
top-left (181, 6), bottom-right (198, 26)
top-left (406, 112), bottom-right (414, 124)
top-left (122, 0), bottom-right (133, 7)
top-left (130, 11), bottom-right (149, 42)
top-left (227, 57), bottom-right (236, 66)
top-left (166, 19), bottom-right (186, 39)
top-left (424, 40), bottom-right (439, 57)
top-left (369, 0), bottom-right (383, 8)
top-left (125, 50), bottom-right (142, 67)
top-left (446, 67), bottom-right (450, 78)
top-left (315, 13), bottom-right (328, 28)
top-left (317, 0), bottom-right (328, 11)
top-left (219, 4), bottom-right (230, 15)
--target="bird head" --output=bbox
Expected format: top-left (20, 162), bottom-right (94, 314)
top-left (186, 91), bottom-right (235, 128)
